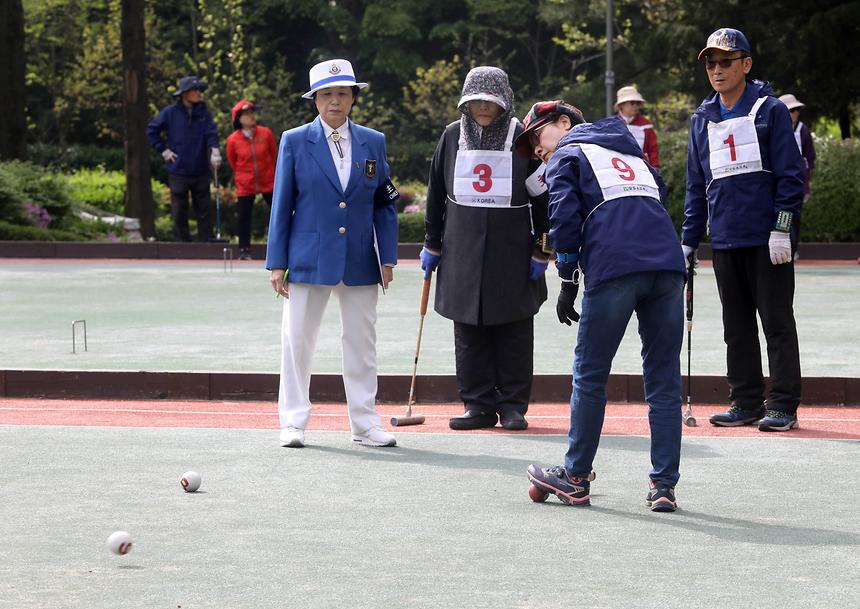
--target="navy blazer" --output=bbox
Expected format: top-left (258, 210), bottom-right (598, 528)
top-left (265, 117), bottom-right (398, 286)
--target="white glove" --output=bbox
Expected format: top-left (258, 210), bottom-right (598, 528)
top-left (162, 149), bottom-right (178, 163)
top-left (768, 231), bottom-right (792, 265)
top-left (210, 148), bottom-right (222, 168)
top-left (681, 245), bottom-right (696, 270)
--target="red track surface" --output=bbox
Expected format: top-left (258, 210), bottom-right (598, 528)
top-left (1, 399), bottom-right (858, 439)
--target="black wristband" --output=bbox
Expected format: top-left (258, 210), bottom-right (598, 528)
top-left (774, 210), bottom-right (792, 233)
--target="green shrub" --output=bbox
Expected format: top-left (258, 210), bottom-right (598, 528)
top-left (27, 143), bottom-right (126, 172)
top-left (398, 211), bottom-right (425, 243)
top-left (654, 129), bottom-right (689, 235)
top-left (0, 220), bottom-right (83, 241)
top-left (800, 137), bottom-right (860, 241)
top-left (67, 168), bottom-right (127, 215)
top-left (0, 161), bottom-right (73, 225)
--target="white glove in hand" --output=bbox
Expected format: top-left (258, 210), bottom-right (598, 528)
top-left (768, 231), bottom-right (792, 264)
top-left (681, 245), bottom-right (696, 270)
top-left (162, 149), bottom-right (178, 163)
top-left (210, 148), bottom-right (222, 168)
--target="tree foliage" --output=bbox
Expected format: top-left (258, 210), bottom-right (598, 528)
top-left (18, 0), bottom-right (860, 182)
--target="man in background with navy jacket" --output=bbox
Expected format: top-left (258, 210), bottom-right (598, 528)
top-left (147, 76), bottom-right (221, 242)
top-left (682, 28), bottom-right (805, 432)
top-left (515, 101), bottom-right (686, 512)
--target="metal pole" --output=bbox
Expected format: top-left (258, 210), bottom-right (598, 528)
top-left (605, 0), bottom-right (615, 118)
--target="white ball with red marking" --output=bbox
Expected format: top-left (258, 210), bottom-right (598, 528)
top-left (180, 471), bottom-right (201, 492)
top-left (107, 531), bottom-right (133, 555)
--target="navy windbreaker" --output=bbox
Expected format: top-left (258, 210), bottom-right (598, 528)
top-left (147, 101), bottom-right (220, 177)
top-left (545, 117), bottom-right (686, 289)
top-left (681, 80), bottom-right (805, 250)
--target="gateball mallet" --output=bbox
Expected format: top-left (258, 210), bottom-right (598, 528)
top-left (391, 275), bottom-right (431, 426)
top-left (683, 255), bottom-right (698, 427)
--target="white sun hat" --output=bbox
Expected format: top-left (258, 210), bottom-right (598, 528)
top-left (778, 93), bottom-right (805, 111)
top-left (302, 59), bottom-right (368, 99)
top-left (614, 86), bottom-right (645, 110)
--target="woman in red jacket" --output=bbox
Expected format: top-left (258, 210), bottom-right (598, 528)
top-left (226, 100), bottom-right (278, 259)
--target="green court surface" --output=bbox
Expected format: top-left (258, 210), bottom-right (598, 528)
top-left (0, 260), bottom-right (858, 376)
top-left (1, 426), bottom-right (858, 609)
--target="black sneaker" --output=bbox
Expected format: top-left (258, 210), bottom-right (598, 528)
top-left (709, 404), bottom-right (765, 427)
top-left (646, 480), bottom-right (677, 512)
top-left (527, 464), bottom-right (591, 506)
top-left (238, 249), bottom-right (253, 261)
top-left (758, 410), bottom-right (799, 432)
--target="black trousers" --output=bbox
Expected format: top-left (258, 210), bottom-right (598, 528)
top-left (167, 173), bottom-right (212, 242)
top-left (712, 246), bottom-right (801, 413)
top-left (453, 316), bottom-right (534, 416)
top-left (236, 192), bottom-right (273, 248)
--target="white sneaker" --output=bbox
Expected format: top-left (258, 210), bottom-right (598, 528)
top-left (352, 427), bottom-right (396, 447)
top-left (279, 427), bottom-right (305, 448)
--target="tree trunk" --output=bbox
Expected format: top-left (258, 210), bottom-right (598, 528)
top-left (0, 0), bottom-right (28, 160)
top-left (839, 107), bottom-right (852, 140)
top-left (121, 0), bottom-right (156, 238)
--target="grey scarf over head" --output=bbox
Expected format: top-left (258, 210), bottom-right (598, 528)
top-left (457, 66), bottom-right (515, 151)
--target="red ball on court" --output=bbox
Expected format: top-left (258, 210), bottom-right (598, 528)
top-left (528, 485), bottom-right (548, 503)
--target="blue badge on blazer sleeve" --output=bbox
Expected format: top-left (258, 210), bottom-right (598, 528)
top-left (374, 179), bottom-right (400, 208)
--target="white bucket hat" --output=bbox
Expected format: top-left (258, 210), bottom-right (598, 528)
top-left (302, 59), bottom-right (368, 100)
top-left (778, 93), bottom-right (805, 111)
top-left (614, 86), bottom-right (645, 110)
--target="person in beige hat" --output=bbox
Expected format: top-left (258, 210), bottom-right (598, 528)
top-left (778, 94), bottom-right (816, 199)
top-left (614, 86), bottom-right (659, 168)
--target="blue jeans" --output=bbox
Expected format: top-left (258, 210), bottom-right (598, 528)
top-left (564, 271), bottom-right (684, 487)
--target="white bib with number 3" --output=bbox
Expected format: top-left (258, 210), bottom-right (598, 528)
top-left (452, 118), bottom-right (518, 208)
top-left (578, 143), bottom-right (659, 203)
top-left (707, 96), bottom-right (767, 180)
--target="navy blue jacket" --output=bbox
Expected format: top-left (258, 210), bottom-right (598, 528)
top-left (546, 118), bottom-right (685, 289)
top-left (682, 80), bottom-right (805, 249)
top-left (147, 101), bottom-right (219, 177)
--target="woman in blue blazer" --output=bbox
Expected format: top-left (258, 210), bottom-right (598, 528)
top-left (266, 59), bottom-right (399, 449)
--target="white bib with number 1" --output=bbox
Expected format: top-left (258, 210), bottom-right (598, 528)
top-left (707, 96), bottom-right (767, 180)
top-left (578, 143), bottom-right (659, 203)
top-left (452, 118), bottom-right (518, 208)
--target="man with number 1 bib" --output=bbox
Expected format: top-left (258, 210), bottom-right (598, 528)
top-left (682, 28), bottom-right (805, 432)
top-left (515, 101), bottom-right (686, 511)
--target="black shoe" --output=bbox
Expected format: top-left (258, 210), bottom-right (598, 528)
top-left (646, 480), bottom-right (677, 512)
top-left (500, 411), bottom-right (528, 430)
top-left (238, 249), bottom-right (253, 261)
top-left (449, 410), bottom-right (498, 430)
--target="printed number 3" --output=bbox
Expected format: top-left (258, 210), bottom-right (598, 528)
top-left (472, 164), bottom-right (493, 192)
top-left (611, 157), bottom-right (636, 181)
top-left (723, 134), bottom-right (737, 161)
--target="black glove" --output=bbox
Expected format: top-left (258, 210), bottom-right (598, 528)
top-left (556, 281), bottom-right (580, 325)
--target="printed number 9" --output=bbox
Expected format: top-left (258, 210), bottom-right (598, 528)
top-left (611, 157), bottom-right (636, 181)
top-left (472, 164), bottom-right (493, 192)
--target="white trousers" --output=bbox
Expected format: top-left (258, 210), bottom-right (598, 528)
top-left (278, 282), bottom-right (382, 433)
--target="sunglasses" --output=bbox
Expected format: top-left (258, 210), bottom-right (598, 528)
top-left (705, 56), bottom-right (747, 71)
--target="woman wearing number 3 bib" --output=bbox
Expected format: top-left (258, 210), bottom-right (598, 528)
top-left (421, 66), bottom-right (550, 431)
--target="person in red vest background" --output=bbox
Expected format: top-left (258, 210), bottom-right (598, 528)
top-left (614, 86), bottom-right (659, 169)
top-left (226, 100), bottom-right (278, 260)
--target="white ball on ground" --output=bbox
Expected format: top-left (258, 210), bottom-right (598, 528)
top-left (107, 531), bottom-right (133, 555)
top-left (180, 471), bottom-right (201, 492)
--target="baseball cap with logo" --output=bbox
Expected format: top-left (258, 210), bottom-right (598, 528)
top-left (514, 100), bottom-right (584, 158)
top-left (698, 28), bottom-right (751, 60)
top-left (302, 59), bottom-right (368, 99)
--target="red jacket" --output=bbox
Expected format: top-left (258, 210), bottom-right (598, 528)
top-left (226, 125), bottom-right (277, 196)
top-left (616, 113), bottom-right (660, 168)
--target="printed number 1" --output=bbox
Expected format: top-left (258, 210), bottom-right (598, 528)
top-left (723, 134), bottom-right (737, 161)
top-left (472, 164), bottom-right (493, 192)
